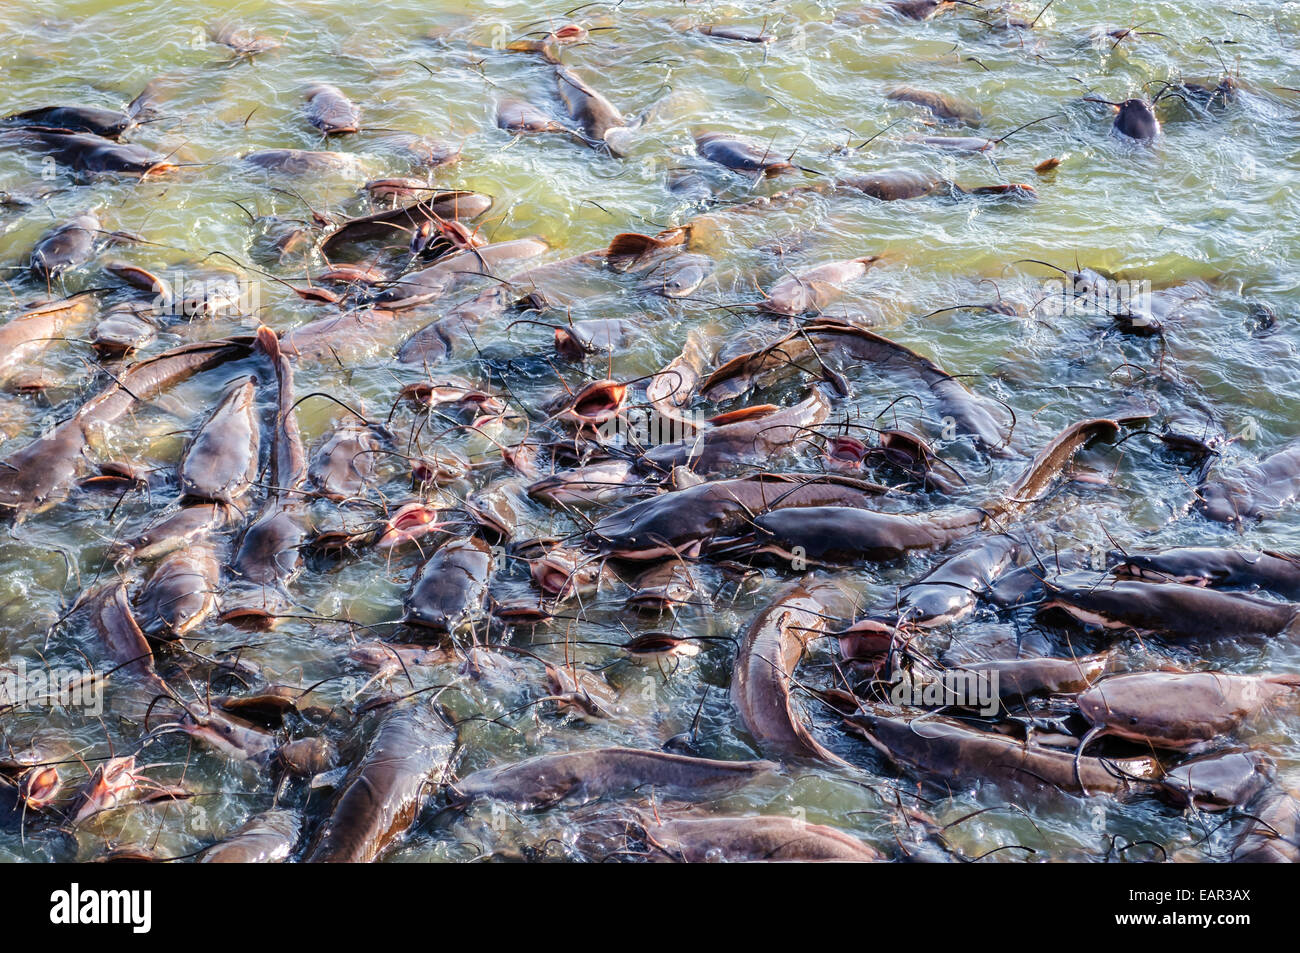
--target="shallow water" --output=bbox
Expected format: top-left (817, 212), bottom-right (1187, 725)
top-left (0, 1), bottom-right (1298, 862)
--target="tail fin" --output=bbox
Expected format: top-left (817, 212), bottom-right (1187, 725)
top-left (605, 226), bottom-right (691, 271)
top-left (127, 79), bottom-right (163, 120)
top-left (254, 324), bottom-right (282, 361)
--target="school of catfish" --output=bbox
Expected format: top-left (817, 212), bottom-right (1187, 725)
top-left (0, 1), bottom-right (1298, 864)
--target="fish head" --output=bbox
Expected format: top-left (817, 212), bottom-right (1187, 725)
top-left (18, 765), bottom-right (61, 810)
top-left (1194, 484), bottom-right (1246, 526)
top-left (73, 755), bottom-right (137, 823)
top-left (1114, 99), bottom-right (1160, 140)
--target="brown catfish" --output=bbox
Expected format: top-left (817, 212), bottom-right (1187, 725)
top-left (304, 84), bottom-right (359, 135)
top-left (134, 542), bottom-right (220, 638)
top-left (1040, 575), bottom-right (1299, 641)
top-left (527, 459), bottom-right (639, 508)
top-left (882, 536), bottom-right (1021, 627)
top-left (698, 330), bottom-right (834, 403)
top-left (588, 472), bottom-right (890, 560)
top-left (639, 253), bottom-right (714, 298)
top-left (738, 506), bottom-right (981, 567)
top-left (403, 536), bottom-right (494, 633)
top-left (1, 736), bottom-right (72, 781)
top-left (1109, 547), bottom-right (1300, 599)
top-left (1196, 440), bottom-right (1300, 525)
top-left (243, 149), bottom-right (361, 175)
top-left (30, 213), bottom-right (100, 279)
top-left (732, 581), bottom-right (855, 766)
top-left (0, 336), bottom-right (252, 514)
top-left (4, 104), bottom-right (136, 139)
top-left (375, 238), bottom-right (548, 311)
top-left (695, 130), bottom-right (795, 176)
top-left (837, 170), bottom-right (951, 201)
top-left (208, 22), bottom-right (282, 56)
top-left (626, 560), bottom-right (698, 612)
top-left (68, 756), bottom-right (139, 823)
top-left (105, 255), bottom-right (167, 284)
top-left (450, 747), bottom-right (777, 810)
top-left (222, 328), bottom-right (309, 627)
top-left (308, 422), bottom-right (379, 500)
top-left (1101, 98), bottom-right (1161, 141)
top-left (276, 737), bottom-right (337, 778)
top-left (836, 171), bottom-right (1031, 202)
top-left (643, 388), bottom-right (832, 474)
top-left (886, 86), bottom-right (982, 124)
top-left (760, 256), bottom-right (882, 316)
top-left (348, 641), bottom-right (457, 677)
top-left (496, 98), bottom-right (581, 140)
top-left (176, 705), bottom-right (279, 762)
top-left (200, 809), bottom-right (300, 863)
top-left (727, 419), bottom-right (1119, 565)
top-left (553, 318), bottom-right (635, 357)
top-left (318, 192), bottom-right (493, 258)
top-left (530, 546), bottom-right (611, 601)
top-left (1076, 671), bottom-right (1300, 752)
top-left (846, 712), bottom-right (1160, 797)
top-left (5, 129), bottom-right (175, 176)
top-left (704, 320), bottom-right (1009, 453)
top-left (113, 503), bottom-right (236, 562)
top-left (17, 764), bottom-right (62, 812)
top-left (556, 67), bottom-right (629, 153)
top-left (1233, 787), bottom-right (1300, 862)
top-left (696, 23), bottom-right (775, 43)
top-left (814, 319), bottom-right (1011, 453)
top-left (304, 705), bottom-right (456, 863)
top-left (76, 582), bottom-right (168, 697)
top-left (603, 226), bottom-right (692, 274)
top-left (278, 308), bottom-right (408, 362)
top-left (889, 1), bottom-right (958, 21)
top-left (1159, 750), bottom-right (1274, 812)
top-left (178, 376), bottom-right (259, 502)
top-left (639, 814), bottom-right (881, 862)
top-left (395, 285), bottom-right (518, 365)
top-left (544, 661), bottom-right (623, 721)
top-left (504, 23), bottom-right (587, 60)
top-left (646, 329), bottom-right (709, 427)
top-left (962, 652), bottom-right (1112, 700)
top-left (90, 301), bottom-right (157, 356)
top-left (0, 294), bottom-right (97, 382)
top-left (553, 377), bottom-right (629, 431)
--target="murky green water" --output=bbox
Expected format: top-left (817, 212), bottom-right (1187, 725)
top-left (1, 1), bottom-right (1299, 862)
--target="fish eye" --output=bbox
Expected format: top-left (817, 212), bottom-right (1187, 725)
top-left (1129, 717), bottom-right (1139, 725)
